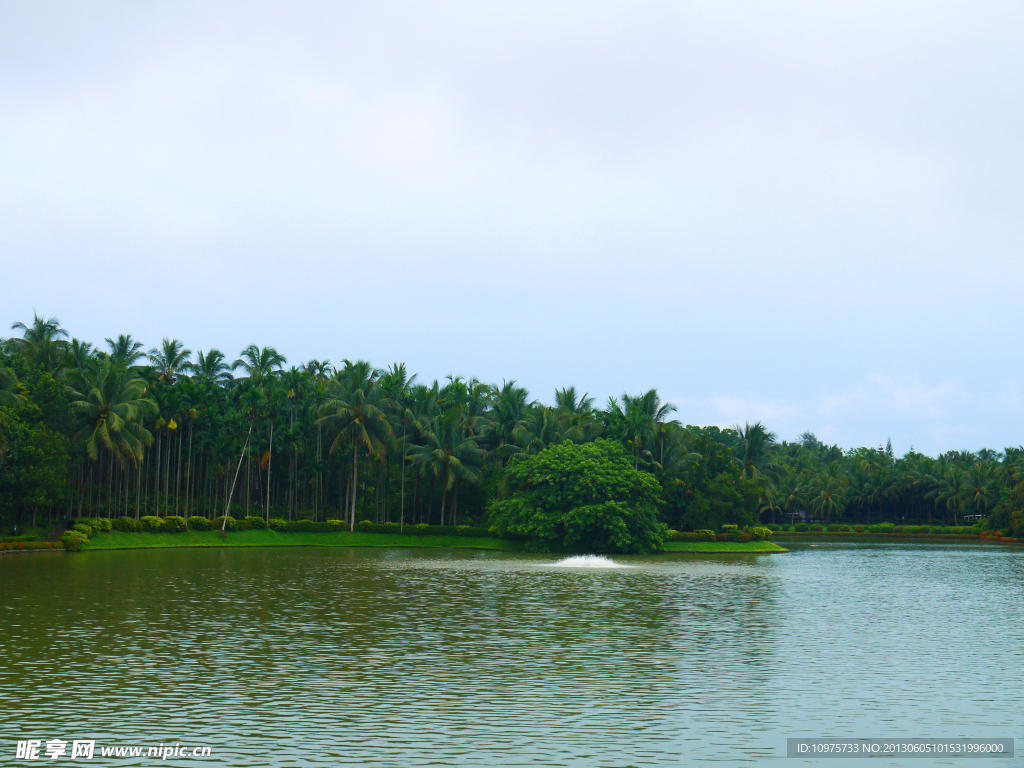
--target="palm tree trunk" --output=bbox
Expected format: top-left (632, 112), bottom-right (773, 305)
top-left (350, 441), bottom-right (359, 531)
top-left (155, 432), bottom-right (162, 516)
top-left (107, 450), bottom-right (113, 517)
top-left (412, 474), bottom-right (419, 525)
top-left (266, 420), bottom-right (274, 523)
top-left (316, 426), bottom-right (321, 520)
top-left (186, 423), bottom-right (193, 518)
top-left (223, 420), bottom-right (254, 530)
top-left (375, 457), bottom-right (383, 523)
top-left (400, 425), bottom-right (406, 533)
top-left (427, 476), bottom-right (435, 525)
top-left (175, 426), bottom-right (182, 515)
top-left (164, 431), bottom-right (171, 517)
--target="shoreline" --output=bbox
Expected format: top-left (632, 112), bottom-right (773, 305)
top-left (773, 532), bottom-right (1020, 544)
top-left (48, 529), bottom-right (792, 554)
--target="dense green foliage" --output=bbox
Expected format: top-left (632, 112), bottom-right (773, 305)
top-left (490, 440), bottom-right (665, 553)
top-left (4, 313), bottom-right (1024, 550)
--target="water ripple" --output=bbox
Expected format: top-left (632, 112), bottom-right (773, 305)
top-left (1, 542), bottom-right (1022, 766)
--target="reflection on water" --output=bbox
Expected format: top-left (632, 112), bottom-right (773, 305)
top-left (1, 542), bottom-right (1022, 766)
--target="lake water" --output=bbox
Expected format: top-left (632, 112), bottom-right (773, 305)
top-left (2, 541), bottom-right (1023, 766)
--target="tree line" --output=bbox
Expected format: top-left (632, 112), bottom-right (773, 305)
top-left (1, 313), bottom-right (1022, 536)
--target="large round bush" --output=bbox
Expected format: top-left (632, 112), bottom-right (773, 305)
top-left (489, 439), bottom-right (665, 554)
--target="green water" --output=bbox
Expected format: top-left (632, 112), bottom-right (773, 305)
top-left (2, 542), bottom-right (1022, 766)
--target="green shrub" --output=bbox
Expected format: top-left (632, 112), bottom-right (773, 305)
top-left (838, 525), bottom-right (851, 532)
top-left (893, 525), bottom-right (907, 533)
top-left (61, 531), bottom-right (89, 552)
top-left (0, 541), bottom-right (61, 550)
top-left (853, 525), bottom-right (865, 533)
top-left (113, 516), bottom-right (141, 532)
top-left (721, 524), bottom-right (739, 532)
top-left (71, 523), bottom-right (93, 537)
top-left (765, 523), bottom-right (781, 531)
top-left (809, 524), bottom-right (823, 532)
top-left (795, 523), bottom-right (809, 532)
top-left (188, 516), bottom-right (211, 531)
top-left (140, 516), bottom-right (164, 532)
top-left (244, 516), bottom-right (267, 530)
top-left (717, 532), bottom-right (749, 542)
top-left (355, 520), bottom-right (404, 534)
top-left (749, 526), bottom-right (772, 540)
top-left (286, 519), bottom-right (343, 533)
top-left (268, 518), bottom-right (288, 532)
top-left (403, 524), bottom-right (480, 537)
top-left (929, 526), bottom-right (944, 534)
top-left (212, 516), bottom-right (242, 532)
top-left (669, 530), bottom-right (716, 542)
top-left (163, 516), bottom-right (187, 533)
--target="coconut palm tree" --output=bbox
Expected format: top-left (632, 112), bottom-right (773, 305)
top-left (381, 363), bottom-right (419, 531)
top-left (515, 405), bottom-right (562, 454)
top-left (733, 421), bottom-right (779, 479)
top-left (68, 359), bottom-right (157, 467)
top-left (67, 338), bottom-right (98, 372)
top-left (808, 472), bottom-right (847, 524)
top-left (483, 380), bottom-right (531, 463)
top-left (148, 338), bottom-right (192, 383)
top-left (963, 465), bottom-right (998, 519)
top-left (189, 349), bottom-right (236, 387)
top-left (930, 469), bottom-right (968, 526)
top-left (234, 344), bottom-right (286, 382)
top-left (776, 468), bottom-right (807, 525)
top-left (10, 313), bottom-right (69, 375)
top-left (407, 408), bottom-right (485, 526)
top-left (106, 334), bottom-right (146, 365)
top-left (316, 361), bottom-right (394, 530)
top-left (0, 366), bottom-right (23, 410)
top-left (233, 345), bottom-right (286, 520)
top-left (554, 386), bottom-right (594, 415)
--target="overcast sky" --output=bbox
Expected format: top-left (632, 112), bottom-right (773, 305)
top-left (2, 1), bottom-right (1022, 455)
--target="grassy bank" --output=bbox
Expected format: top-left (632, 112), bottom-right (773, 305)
top-left (772, 532), bottom-right (1020, 544)
top-left (78, 530), bottom-right (786, 554)
top-left (663, 540), bottom-right (787, 553)
top-left (82, 529), bottom-right (526, 551)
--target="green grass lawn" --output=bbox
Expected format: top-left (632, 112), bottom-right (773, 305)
top-left (663, 540), bottom-right (787, 553)
top-left (82, 529), bottom-right (526, 551)
top-left (79, 530), bottom-right (785, 554)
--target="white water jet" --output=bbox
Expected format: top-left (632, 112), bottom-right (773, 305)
top-left (544, 554), bottom-right (631, 568)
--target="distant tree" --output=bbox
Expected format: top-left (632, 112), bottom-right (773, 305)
top-left (106, 334), bottom-right (146, 365)
top-left (148, 338), bottom-right (192, 383)
top-left (9, 313), bottom-right (69, 376)
top-left (490, 439), bottom-right (665, 554)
